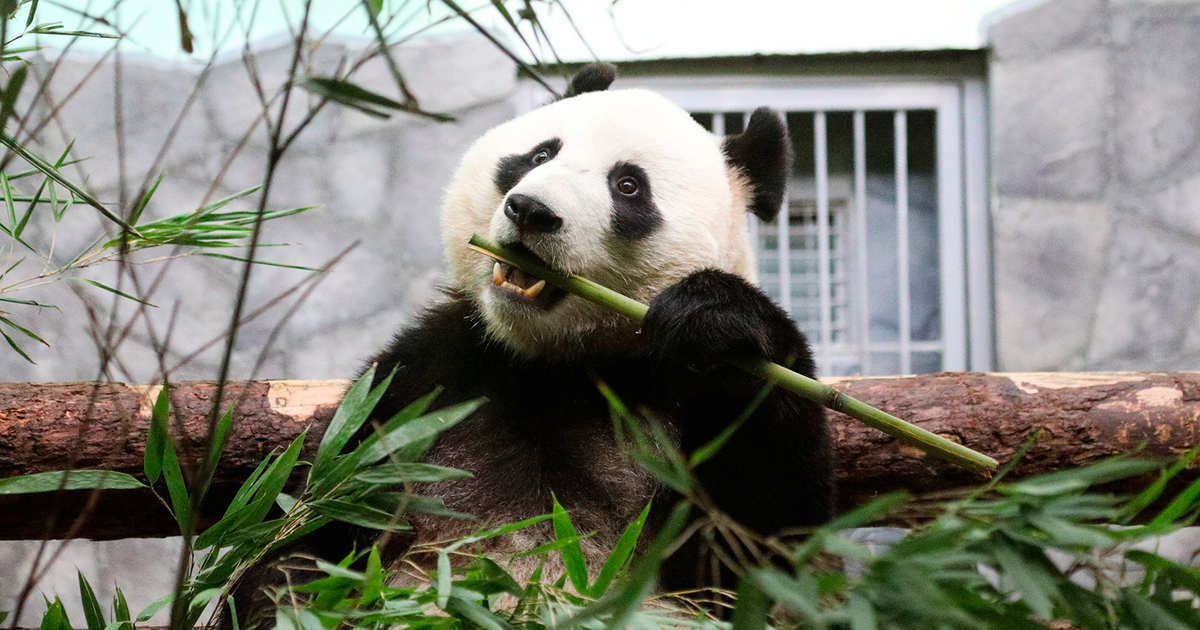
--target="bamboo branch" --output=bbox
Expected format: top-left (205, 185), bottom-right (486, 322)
top-left (467, 234), bottom-right (999, 476)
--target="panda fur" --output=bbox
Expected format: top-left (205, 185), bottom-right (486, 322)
top-left (227, 64), bottom-right (833, 627)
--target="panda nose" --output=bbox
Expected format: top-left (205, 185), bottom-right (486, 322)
top-left (504, 194), bottom-right (563, 234)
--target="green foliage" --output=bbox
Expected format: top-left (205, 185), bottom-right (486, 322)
top-left (16, 364), bottom-right (1200, 630)
top-left (0, 0), bottom-right (321, 363)
top-left (8, 3), bottom-right (1200, 630)
top-left (0, 172), bottom-right (317, 361)
top-left (0, 469), bottom-right (144, 494)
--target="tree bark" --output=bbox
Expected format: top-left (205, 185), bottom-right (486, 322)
top-left (1, 372), bottom-right (1197, 540)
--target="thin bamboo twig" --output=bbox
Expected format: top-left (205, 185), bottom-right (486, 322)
top-left (467, 234), bottom-right (998, 476)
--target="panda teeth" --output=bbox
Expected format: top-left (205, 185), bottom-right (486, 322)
top-left (524, 280), bottom-right (546, 299)
top-left (492, 261), bottom-right (546, 299)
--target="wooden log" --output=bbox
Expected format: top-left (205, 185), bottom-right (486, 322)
top-left (1, 372), bottom-right (1198, 540)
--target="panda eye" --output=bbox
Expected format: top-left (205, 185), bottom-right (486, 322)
top-left (616, 176), bottom-right (639, 196)
top-left (531, 150), bottom-right (551, 165)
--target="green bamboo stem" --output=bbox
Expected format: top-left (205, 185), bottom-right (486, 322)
top-left (468, 234), bottom-right (998, 476)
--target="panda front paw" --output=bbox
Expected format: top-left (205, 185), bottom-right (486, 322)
top-left (643, 269), bottom-right (809, 374)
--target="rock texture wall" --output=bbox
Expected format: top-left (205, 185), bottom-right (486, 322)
top-left (989, 0), bottom-right (1200, 371)
top-left (0, 33), bottom-right (520, 625)
top-left (0, 34), bottom-right (519, 384)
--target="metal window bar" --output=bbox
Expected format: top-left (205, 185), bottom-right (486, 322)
top-left (691, 104), bottom-right (961, 377)
top-left (778, 159), bottom-right (792, 317)
top-left (799, 199), bottom-right (849, 340)
top-left (894, 110), bottom-right (911, 375)
top-left (852, 110), bottom-right (871, 375)
top-left (814, 111), bottom-right (831, 371)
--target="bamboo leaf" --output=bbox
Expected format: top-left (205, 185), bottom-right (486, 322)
top-left (239, 432), bottom-right (306, 527)
top-left (0, 65), bottom-right (27, 131)
top-left (1005, 457), bottom-right (1162, 497)
top-left (436, 550), bottom-right (452, 609)
top-left (77, 571), bottom-right (105, 630)
top-left (174, 2), bottom-right (194, 53)
top-left (314, 365), bottom-right (388, 475)
top-left (731, 577), bottom-right (770, 630)
top-left (846, 593), bottom-right (879, 630)
top-left (1124, 592), bottom-right (1195, 630)
top-left (275, 492), bottom-right (296, 513)
top-left (198, 253), bottom-right (320, 271)
top-left (353, 462), bottom-right (472, 484)
top-left (1120, 445), bottom-right (1200, 524)
top-left (40, 597), bottom-right (72, 630)
top-left (352, 398), bottom-right (483, 465)
top-left (443, 594), bottom-right (514, 630)
top-left (0, 328), bottom-right (34, 363)
top-left (551, 493), bottom-right (589, 594)
top-left (0, 132), bottom-right (137, 233)
top-left (203, 405), bottom-right (234, 481)
top-left (128, 173), bottom-right (162, 225)
top-left (144, 385), bottom-right (169, 484)
top-left (160, 425), bottom-right (190, 530)
top-left (2, 172), bottom-right (16, 229)
top-left (310, 498), bottom-right (410, 531)
top-left (303, 77), bottom-right (453, 122)
top-left (555, 501), bottom-right (690, 630)
top-left (0, 314), bottom-right (48, 346)
top-left (0, 470), bottom-right (144, 494)
top-left (511, 533), bottom-right (591, 559)
top-left (69, 278), bottom-right (157, 307)
top-left (0, 296), bottom-right (57, 308)
top-left (993, 541), bottom-right (1056, 620)
top-left (112, 588), bottom-right (132, 629)
top-left (588, 500), bottom-right (651, 597)
top-left (1126, 550), bottom-right (1200, 592)
top-left (1148, 473), bottom-right (1200, 529)
top-left (135, 594), bottom-right (173, 622)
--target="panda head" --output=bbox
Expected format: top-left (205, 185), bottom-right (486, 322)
top-left (441, 64), bottom-right (792, 358)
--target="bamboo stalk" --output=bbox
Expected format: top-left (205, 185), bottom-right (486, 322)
top-left (467, 234), bottom-right (999, 476)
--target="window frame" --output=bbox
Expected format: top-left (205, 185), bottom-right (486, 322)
top-left (612, 74), bottom-right (993, 374)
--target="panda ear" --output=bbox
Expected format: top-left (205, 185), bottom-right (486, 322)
top-left (563, 63), bottom-right (617, 99)
top-left (722, 107), bottom-right (792, 221)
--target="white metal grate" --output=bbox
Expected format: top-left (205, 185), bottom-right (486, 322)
top-left (665, 78), bottom-right (989, 377)
top-left (756, 199), bottom-right (851, 347)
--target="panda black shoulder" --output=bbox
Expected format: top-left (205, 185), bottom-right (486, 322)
top-left (359, 294), bottom-right (499, 423)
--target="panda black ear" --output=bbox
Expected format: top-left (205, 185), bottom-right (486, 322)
top-left (722, 107), bottom-right (792, 221)
top-left (563, 63), bottom-right (617, 98)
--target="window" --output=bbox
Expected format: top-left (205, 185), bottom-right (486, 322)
top-left (636, 77), bottom-right (992, 376)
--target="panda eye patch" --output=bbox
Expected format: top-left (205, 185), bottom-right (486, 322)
top-left (616, 176), bottom-right (639, 196)
top-left (494, 137), bottom-right (563, 194)
top-left (608, 162), bottom-right (661, 239)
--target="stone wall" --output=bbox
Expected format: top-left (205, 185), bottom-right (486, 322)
top-left (0, 33), bottom-right (520, 626)
top-left (0, 33), bottom-right (519, 384)
top-left (989, 0), bottom-right (1200, 371)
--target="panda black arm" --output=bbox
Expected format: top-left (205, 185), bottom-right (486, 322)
top-left (643, 269), bottom-right (811, 373)
top-left (642, 269), bottom-right (834, 535)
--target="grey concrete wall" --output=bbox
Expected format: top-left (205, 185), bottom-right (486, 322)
top-left (989, 0), bottom-right (1200, 371)
top-left (0, 33), bottom-right (518, 384)
top-left (0, 33), bottom-right (519, 625)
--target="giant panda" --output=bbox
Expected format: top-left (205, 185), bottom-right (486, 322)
top-left (227, 64), bottom-right (833, 627)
